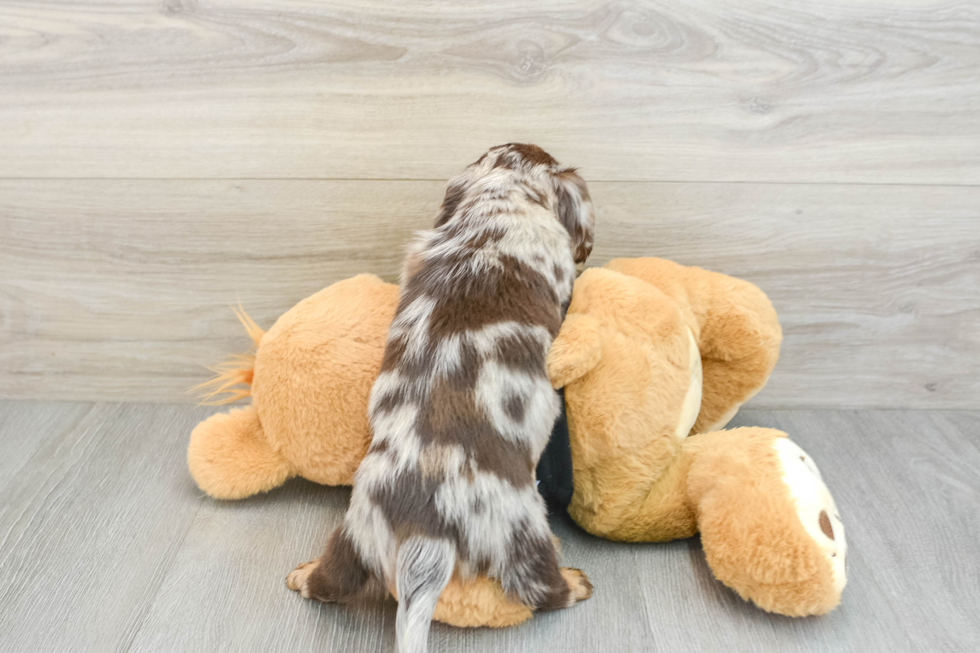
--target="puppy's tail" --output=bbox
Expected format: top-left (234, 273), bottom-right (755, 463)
top-left (395, 537), bottom-right (455, 653)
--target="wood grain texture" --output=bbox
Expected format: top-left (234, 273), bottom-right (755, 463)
top-left (0, 401), bottom-right (90, 496)
top-left (126, 480), bottom-right (395, 653)
top-left (2, 179), bottom-right (977, 408)
top-left (1, 402), bottom-right (978, 651)
top-left (0, 401), bottom-right (213, 653)
top-left (0, 0), bottom-right (978, 183)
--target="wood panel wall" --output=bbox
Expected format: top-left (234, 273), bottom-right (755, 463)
top-left (1, 1), bottom-right (978, 407)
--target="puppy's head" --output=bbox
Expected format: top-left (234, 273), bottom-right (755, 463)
top-left (434, 143), bottom-right (595, 264)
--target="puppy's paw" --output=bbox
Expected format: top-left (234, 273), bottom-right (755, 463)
top-left (287, 560), bottom-right (319, 598)
top-left (560, 567), bottom-right (593, 603)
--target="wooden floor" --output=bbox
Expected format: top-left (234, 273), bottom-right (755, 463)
top-left (0, 400), bottom-right (977, 652)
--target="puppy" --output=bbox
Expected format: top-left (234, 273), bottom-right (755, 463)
top-left (287, 144), bottom-right (595, 653)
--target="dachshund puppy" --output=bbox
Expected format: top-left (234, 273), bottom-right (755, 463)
top-left (288, 144), bottom-right (595, 653)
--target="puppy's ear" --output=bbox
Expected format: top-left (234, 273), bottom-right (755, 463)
top-left (434, 177), bottom-right (467, 228)
top-left (553, 169), bottom-right (595, 264)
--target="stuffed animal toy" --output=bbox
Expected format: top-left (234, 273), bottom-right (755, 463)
top-left (188, 257), bottom-right (846, 624)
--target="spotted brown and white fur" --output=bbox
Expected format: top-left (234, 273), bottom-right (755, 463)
top-left (287, 144), bottom-right (595, 653)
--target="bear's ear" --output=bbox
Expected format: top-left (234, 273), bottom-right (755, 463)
top-left (547, 313), bottom-right (602, 389)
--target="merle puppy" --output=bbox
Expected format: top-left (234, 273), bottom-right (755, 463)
top-left (287, 144), bottom-right (595, 653)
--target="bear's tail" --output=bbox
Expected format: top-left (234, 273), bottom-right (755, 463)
top-left (192, 303), bottom-right (266, 405)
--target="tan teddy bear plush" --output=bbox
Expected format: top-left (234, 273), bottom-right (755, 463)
top-left (550, 258), bottom-right (846, 616)
top-left (188, 257), bottom-right (846, 624)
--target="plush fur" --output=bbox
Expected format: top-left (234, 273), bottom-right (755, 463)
top-left (547, 260), bottom-right (783, 540)
top-left (686, 429), bottom-right (844, 617)
top-left (188, 257), bottom-right (847, 621)
top-left (548, 262), bottom-right (846, 615)
top-left (189, 274), bottom-right (400, 497)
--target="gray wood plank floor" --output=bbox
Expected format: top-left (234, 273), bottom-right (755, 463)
top-left (0, 401), bottom-right (977, 652)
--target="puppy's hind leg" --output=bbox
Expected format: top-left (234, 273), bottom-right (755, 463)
top-left (287, 527), bottom-right (373, 603)
top-left (505, 530), bottom-right (592, 611)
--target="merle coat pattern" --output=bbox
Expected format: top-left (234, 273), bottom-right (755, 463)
top-left (288, 144), bottom-right (595, 653)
